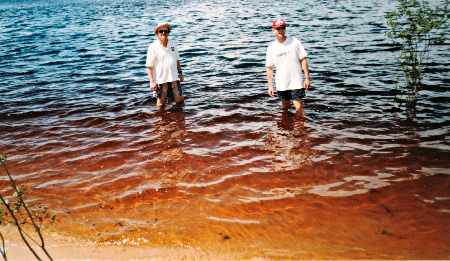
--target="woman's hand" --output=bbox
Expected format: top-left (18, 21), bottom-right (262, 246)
top-left (150, 81), bottom-right (158, 91)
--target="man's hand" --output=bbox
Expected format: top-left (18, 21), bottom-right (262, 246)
top-left (268, 86), bottom-right (275, 97)
top-left (304, 77), bottom-right (310, 90)
top-left (266, 67), bottom-right (275, 97)
top-left (300, 58), bottom-right (311, 90)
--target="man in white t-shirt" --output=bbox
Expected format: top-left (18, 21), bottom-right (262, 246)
top-left (266, 18), bottom-right (311, 114)
top-left (146, 22), bottom-right (184, 110)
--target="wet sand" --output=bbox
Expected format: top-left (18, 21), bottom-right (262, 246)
top-left (5, 227), bottom-right (209, 261)
top-left (5, 173), bottom-right (449, 260)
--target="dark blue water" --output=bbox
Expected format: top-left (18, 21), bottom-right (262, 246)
top-left (0, 0), bottom-right (449, 258)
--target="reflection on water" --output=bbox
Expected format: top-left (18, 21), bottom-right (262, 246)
top-left (154, 109), bottom-right (187, 144)
top-left (267, 111), bottom-right (316, 171)
top-left (0, 0), bottom-right (449, 258)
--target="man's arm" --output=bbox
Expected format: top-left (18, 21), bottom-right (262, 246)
top-left (300, 57), bottom-right (311, 90)
top-left (266, 66), bottom-right (275, 97)
top-left (146, 67), bottom-right (157, 91)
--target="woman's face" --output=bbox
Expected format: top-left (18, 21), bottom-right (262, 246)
top-left (157, 26), bottom-right (170, 41)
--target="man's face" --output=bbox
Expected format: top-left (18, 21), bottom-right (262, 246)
top-left (273, 26), bottom-right (286, 39)
top-left (157, 26), bottom-right (170, 40)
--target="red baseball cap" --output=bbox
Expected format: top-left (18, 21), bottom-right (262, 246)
top-left (272, 18), bottom-right (286, 28)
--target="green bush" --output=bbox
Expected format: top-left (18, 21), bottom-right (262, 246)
top-left (385, 0), bottom-right (449, 95)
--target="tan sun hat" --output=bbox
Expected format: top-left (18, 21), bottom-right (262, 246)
top-left (154, 22), bottom-right (171, 34)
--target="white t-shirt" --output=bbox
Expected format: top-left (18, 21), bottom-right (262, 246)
top-left (265, 36), bottom-right (307, 91)
top-left (146, 40), bottom-right (180, 84)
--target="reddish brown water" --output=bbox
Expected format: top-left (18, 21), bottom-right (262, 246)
top-left (1, 0), bottom-right (449, 258)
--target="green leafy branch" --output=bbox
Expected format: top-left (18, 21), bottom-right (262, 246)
top-left (385, 0), bottom-right (449, 95)
top-left (0, 155), bottom-right (53, 261)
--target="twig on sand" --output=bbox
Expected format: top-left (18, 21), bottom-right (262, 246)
top-left (0, 155), bottom-right (53, 261)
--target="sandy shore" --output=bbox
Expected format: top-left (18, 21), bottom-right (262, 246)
top-left (3, 176), bottom-right (450, 260)
top-left (2, 225), bottom-right (226, 261)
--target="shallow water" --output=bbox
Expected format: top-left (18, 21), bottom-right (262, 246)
top-left (1, 0), bottom-right (449, 258)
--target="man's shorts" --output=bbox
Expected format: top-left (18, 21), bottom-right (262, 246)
top-left (277, 88), bottom-right (305, 101)
top-left (157, 81), bottom-right (183, 102)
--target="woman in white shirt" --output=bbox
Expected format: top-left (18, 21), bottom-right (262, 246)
top-left (146, 22), bottom-right (184, 110)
